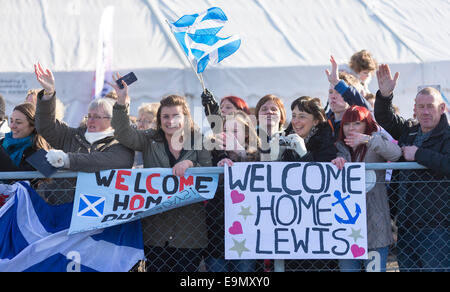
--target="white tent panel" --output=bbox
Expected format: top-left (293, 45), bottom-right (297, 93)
top-left (0, 0), bottom-right (449, 127)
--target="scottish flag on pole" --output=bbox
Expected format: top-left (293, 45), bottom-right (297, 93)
top-left (168, 7), bottom-right (241, 73)
top-left (0, 182), bottom-right (144, 272)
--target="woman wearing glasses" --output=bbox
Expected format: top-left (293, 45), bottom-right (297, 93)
top-left (33, 63), bottom-right (134, 172)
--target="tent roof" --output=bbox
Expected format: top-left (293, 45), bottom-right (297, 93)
top-left (1, 0), bottom-right (449, 125)
top-left (2, 0), bottom-right (449, 70)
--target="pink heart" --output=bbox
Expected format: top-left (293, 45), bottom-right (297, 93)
top-left (351, 244), bottom-right (366, 258)
top-left (230, 190), bottom-right (245, 204)
top-left (228, 221), bottom-right (243, 235)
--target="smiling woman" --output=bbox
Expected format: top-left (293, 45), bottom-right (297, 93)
top-left (110, 74), bottom-right (212, 272)
top-left (280, 96), bottom-right (337, 163)
top-left (0, 102), bottom-right (50, 171)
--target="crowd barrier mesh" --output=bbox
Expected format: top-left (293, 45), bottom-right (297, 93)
top-left (0, 163), bottom-right (448, 272)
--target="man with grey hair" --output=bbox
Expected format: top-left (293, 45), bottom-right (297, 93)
top-left (0, 94), bottom-right (10, 139)
top-left (375, 64), bottom-right (449, 272)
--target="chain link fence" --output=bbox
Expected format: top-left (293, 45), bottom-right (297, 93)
top-left (1, 162), bottom-right (448, 272)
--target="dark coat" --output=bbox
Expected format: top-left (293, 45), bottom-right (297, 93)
top-left (281, 121), bottom-right (337, 162)
top-left (374, 90), bottom-right (450, 229)
top-left (205, 150), bottom-right (260, 258)
top-left (35, 91), bottom-right (134, 173)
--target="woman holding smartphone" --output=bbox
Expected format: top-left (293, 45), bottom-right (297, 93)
top-left (110, 74), bottom-right (212, 272)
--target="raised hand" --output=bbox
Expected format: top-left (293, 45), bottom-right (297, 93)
top-left (108, 72), bottom-right (129, 105)
top-left (34, 63), bottom-right (55, 94)
top-left (376, 64), bottom-right (399, 97)
top-left (325, 55), bottom-right (340, 86)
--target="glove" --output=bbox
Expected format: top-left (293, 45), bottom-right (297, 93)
top-left (201, 88), bottom-right (214, 106)
top-left (46, 149), bottom-right (70, 168)
top-left (201, 89), bottom-right (219, 116)
top-left (287, 134), bottom-right (307, 158)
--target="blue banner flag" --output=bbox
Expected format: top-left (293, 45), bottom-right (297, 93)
top-left (68, 168), bottom-right (219, 234)
top-left (168, 7), bottom-right (241, 73)
top-left (0, 182), bottom-right (144, 272)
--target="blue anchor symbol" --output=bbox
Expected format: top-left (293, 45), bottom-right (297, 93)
top-left (331, 190), bottom-right (361, 224)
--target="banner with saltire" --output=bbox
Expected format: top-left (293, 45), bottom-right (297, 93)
top-left (68, 168), bottom-right (219, 234)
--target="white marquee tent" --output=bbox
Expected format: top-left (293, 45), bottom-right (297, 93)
top-left (1, 0), bottom-right (449, 127)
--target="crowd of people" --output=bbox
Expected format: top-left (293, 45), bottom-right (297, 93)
top-left (0, 50), bottom-right (448, 272)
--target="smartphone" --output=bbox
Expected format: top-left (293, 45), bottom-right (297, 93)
top-left (116, 72), bottom-right (138, 89)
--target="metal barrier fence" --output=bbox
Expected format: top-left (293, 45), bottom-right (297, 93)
top-left (0, 162), bottom-right (448, 272)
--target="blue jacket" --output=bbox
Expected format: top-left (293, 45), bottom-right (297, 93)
top-left (326, 80), bottom-right (372, 139)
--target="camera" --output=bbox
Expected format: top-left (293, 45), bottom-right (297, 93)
top-left (278, 135), bottom-right (292, 146)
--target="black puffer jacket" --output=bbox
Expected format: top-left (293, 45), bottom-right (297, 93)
top-left (281, 121), bottom-right (337, 162)
top-left (0, 138), bottom-right (36, 171)
top-left (374, 90), bottom-right (450, 229)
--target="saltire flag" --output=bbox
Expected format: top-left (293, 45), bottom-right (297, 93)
top-left (92, 6), bottom-right (115, 99)
top-left (168, 7), bottom-right (241, 73)
top-left (0, 182), bottom-right (144, 272)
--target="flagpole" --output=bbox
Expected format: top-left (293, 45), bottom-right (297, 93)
top-left (164, 20), bottom-right (206, 92)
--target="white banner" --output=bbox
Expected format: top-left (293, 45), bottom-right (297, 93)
top-left (224, 162), bottom-right (368, 260)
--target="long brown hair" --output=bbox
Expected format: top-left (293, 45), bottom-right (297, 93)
top-left (156, 95), bottom-right (194, 131)
top-left (13, 102), bottom-right (50, 151)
